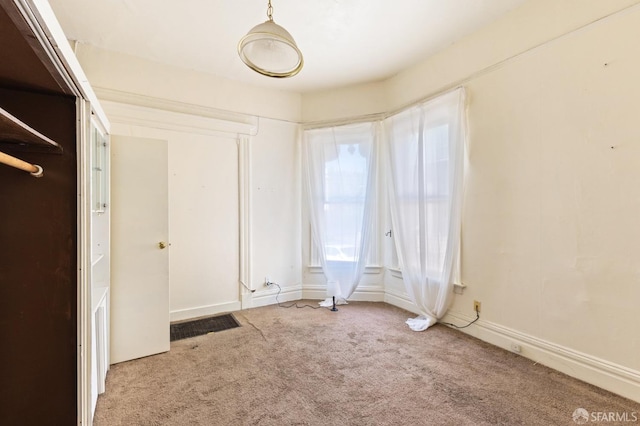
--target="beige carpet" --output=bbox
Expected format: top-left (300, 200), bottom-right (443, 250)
top-left (94, 302), bottom-right (639, 425)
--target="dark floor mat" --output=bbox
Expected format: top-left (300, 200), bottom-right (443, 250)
top-left (170, 313), bottom-right (240, 341)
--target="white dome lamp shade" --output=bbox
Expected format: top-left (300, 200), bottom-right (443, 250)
top-left (238, 0), bottom-right (303, 78)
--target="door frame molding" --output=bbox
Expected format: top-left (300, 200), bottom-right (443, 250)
top-left (238, 135), bottom-right (253, 305)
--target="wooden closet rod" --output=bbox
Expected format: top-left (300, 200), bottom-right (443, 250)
top-left (0, 150), bottom-right (43, 177)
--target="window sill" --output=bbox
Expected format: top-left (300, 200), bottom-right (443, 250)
top-left (453, 283), bottom-right (467, 294)
top-left (387, 267), bottom-right (402, 279)
top-left (307, 265), bottom-right (383, 274)
top-left (385, 267), bottom-right (467, 294)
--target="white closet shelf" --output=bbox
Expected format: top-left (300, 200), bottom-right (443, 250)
top-left (0, 106), bottom-right (63, 153)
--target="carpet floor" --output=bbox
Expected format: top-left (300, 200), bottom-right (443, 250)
top-left (94, 301), bottom-right (640, 425)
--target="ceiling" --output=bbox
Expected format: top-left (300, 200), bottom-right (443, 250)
top-left (47, 0), bottom-right (527, 93)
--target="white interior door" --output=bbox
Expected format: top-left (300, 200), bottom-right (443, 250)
top-left (110, 136), bottom-right (169, 363)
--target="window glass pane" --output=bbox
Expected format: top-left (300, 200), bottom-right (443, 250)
top-left (306, 123), bottom-right (378, 269)
top-left (389, 123), bottom-right (449, 273)
top-left (91, 124), bottom-right (107, 212)
top-left (324, 143), bottom-right (369, 262)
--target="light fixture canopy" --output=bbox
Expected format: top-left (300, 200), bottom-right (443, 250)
top-left (237, 0), bottom-right (303, 78)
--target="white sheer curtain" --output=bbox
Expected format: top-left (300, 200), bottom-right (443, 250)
top-left (385, 88), bottom-right (466, 331)
top-left (303, 122), bottom-right (378, 305)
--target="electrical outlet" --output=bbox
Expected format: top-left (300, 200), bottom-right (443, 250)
top-left (264, 276), bottom-right (271, 287)
top-left (473, 300), bottom-right (481, 313)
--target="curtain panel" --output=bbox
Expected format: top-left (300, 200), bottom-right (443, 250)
top-left (303, 123), bottom-right (379, 305)
top-left (385, 88), bottom-right (467, 331)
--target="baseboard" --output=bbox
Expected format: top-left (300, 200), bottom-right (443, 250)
top-left (170, 301), bottom-right (242, 322)
top-left (242, 285), bottom-right (303, 309)
top-left (439, 310), bottom-right (640, 403)
top-left (383, 288), bottom-right (421, 315)
top-left (241, 281), bottom-right (640, 403)
top-left (302, 284), bottom-right (385, 302)
top-left (380, 291), bottom-right (640, 403)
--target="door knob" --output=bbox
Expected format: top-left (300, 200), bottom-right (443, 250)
top-left (158, 241), bottom-right (168, 249)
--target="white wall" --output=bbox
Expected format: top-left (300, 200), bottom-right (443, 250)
top-left (460, 9), bottom-right (640, 360)
top-left (455, 0), bottom-right (640, 374)
top-left (247, 117), bottom-right (303, 307)
top-left (105, 111), bottom-right (244, 320)
top-left (302, 80), bottom-right (387, 124)
top-left (74, 46), bottom-right (304, 318)
top-left (303, 0), bottom-right (640, 120)
top-left (301, 0), bottom-right (640, 402)
top-left (72, 0), bottom-right (640, 401)
top-left (74, 44), bottom-right (302, 123)
top-left (391, 0), bottom-right (640, 398)
top-left (167, 131), bottom-right (240, 317)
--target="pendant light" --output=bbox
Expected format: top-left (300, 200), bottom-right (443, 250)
top-left (237, 0), bottom-right (303, 78)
